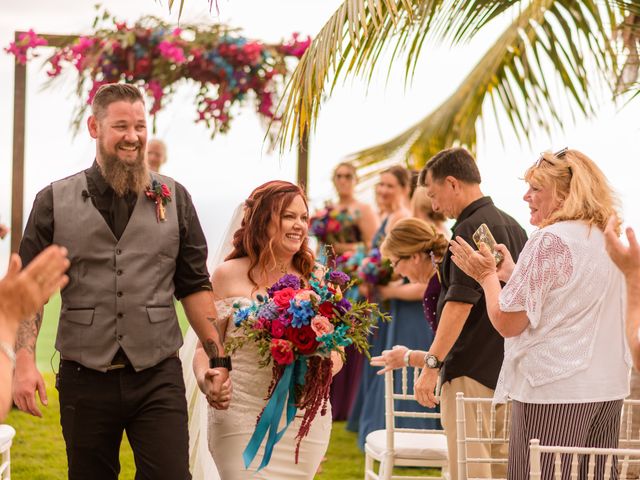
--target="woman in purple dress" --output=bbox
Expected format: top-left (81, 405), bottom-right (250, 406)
top-left (325, 162), bottom-right (379, 420)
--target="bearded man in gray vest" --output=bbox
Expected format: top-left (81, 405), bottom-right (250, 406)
top-left (13, 83), bottom-right (231, 480)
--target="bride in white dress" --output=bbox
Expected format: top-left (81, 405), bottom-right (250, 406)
top-left (187, 180), bottom-right (342, 479)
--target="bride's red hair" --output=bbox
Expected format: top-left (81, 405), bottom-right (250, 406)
top-left (226, 180), bottom-right (315, 287)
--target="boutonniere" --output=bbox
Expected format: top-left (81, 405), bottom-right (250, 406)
top-left (145, 180), bottom-right (172, 222)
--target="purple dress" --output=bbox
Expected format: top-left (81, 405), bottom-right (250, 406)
top-left (423, 274), bottom-right (440, 334)
top-left (328, 211), bottom-right (367, 421)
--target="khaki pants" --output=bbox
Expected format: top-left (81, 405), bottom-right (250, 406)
top-left (440, 376), bottom-right (508, 480)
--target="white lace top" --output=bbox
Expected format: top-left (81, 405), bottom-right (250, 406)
top-left (494, 221), bottom-right (630, 404)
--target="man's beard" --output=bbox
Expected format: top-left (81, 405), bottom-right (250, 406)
top-left (98, 140), bottom-right (149, 196)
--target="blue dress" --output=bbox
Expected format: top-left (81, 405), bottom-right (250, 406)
top-left (346, 218), bottom-right (389, 435)
top-left (388, 277), bottom-right (441, 432)
top-left (348, 217), bottom-right (442, 447)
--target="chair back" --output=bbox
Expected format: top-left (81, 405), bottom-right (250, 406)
top-left (0, 424), bottom-right (16, 480)
top-left (455, 392), bottom-right (510, 480)
top-left (529, 438), bottom-right (640, 480)
top-left (385, 367), bottom-right (443, 445)
top-left (620, 399), bottom-right (640, 448)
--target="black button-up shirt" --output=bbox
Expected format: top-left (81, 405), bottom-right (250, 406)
top-left (438, 196), bottom-right (528, 390)
top-left (19, 161), bottom-right (211, 300)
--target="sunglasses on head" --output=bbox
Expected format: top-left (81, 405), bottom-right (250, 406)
top-left (534, 147), bottom-right (571, 176)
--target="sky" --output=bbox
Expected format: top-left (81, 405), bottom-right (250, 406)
top-left (1, 0), bottom-right (639, 272)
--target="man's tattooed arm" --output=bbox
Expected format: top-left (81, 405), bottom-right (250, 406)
top-left (15, 310), bottom-right (43, 354)
top-left (202, 316), bottom-right (224, 358)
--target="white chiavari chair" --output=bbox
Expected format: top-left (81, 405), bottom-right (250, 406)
top-left (529, 438), bottom-right (640, 480)
top-left (0, 425), bottom-right (16, 480)
top-left (364, 367), bottom-right (448, 480)
top-left (455, 392), bottom-right (511, 480)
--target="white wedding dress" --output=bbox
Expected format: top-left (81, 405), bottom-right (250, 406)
top-left (180, 204), bottom-right (331, 479)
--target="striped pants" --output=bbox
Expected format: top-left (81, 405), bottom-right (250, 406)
top-left (508, 399), bottom-right (623, 480)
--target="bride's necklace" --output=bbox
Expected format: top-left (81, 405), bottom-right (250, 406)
top-left (277, 261), bottom-right (290, 274)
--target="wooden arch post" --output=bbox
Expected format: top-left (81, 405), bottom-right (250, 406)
top-left (10, 32), bottom-right (75, 254)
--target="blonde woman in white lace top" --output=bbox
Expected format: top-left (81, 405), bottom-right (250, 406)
top-left (449, 148), bottom-right (631, 480)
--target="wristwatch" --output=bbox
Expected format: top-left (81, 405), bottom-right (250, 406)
top-left (423, 353), bottom-right (443, 369)
top-left (209, 356), bottom-right (232, 371)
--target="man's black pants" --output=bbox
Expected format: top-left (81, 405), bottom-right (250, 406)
top-left (57, 357), bottom-right (191, 480)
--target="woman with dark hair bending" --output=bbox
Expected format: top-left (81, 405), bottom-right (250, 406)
top-left (193, 180), bottom-right (342, 479)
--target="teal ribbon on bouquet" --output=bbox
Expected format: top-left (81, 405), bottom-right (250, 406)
top-left (242, 356), bottom-right (308, 471)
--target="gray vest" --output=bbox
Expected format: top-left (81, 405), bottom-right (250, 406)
top-left (52, 171), bottom-right (182, 372)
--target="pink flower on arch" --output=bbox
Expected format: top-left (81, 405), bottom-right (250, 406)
top-left (157, 40), bottom-right (186, 64)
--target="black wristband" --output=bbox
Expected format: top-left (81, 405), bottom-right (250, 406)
top-left (209, 356), bottom-right (232, 371)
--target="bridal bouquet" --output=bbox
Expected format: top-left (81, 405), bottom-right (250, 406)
top-left (227, 270), bottom-right (388, 470)
top-left (309, 205), bottom-right (360, 245)
top-left (335, 245), bottom-right (366, 284)
top-left (357, 248), bottom-right (394, 286)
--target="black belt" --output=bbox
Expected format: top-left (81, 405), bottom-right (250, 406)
top-left (107, 348), bottom-right (131, 370)
top-left (61, 350), bottom-right (178, 371)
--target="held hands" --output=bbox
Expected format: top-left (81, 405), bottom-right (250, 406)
top-left (13, 361), bottom-right (47, 417)
top-left (370, 345), bottom-right (408, 375)
top-left (605, 216), bottom-right (640, 282)
top-left (199, 368), bottom-right (232, 410)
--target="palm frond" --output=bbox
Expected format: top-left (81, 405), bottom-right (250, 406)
top-left (344, 0), bottom-right (627, 175)
top-left (615, 11), bottom-right (640, 93)
top-left (275, 0), bottom-right (446, 150)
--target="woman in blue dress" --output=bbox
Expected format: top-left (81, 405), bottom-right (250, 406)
top-left (346, 165), bottom-right (416, 447)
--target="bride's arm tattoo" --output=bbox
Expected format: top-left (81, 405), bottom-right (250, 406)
top-left (15, 311), bottom-right (43, 354)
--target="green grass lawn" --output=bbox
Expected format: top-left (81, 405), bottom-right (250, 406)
top-left (6, 294), bottom-right (436, 478)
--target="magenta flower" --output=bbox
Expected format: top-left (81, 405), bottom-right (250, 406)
top-left (4, 29), bottom-right (48, 65)
top-left (157, 40), bottom-right (186, 64)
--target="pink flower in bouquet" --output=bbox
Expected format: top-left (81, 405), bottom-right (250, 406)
top-left (270, 319), bottom-right (286, 338)
top-left (294, 290), bottom-right (319, 302)
top-left (285, 325), bottom-right (319, 355)
top-left (270, 339), bottom-right (294, 365)
top-left (326, 218), bottom-right (341, 233)
top-left (311, 315), bottom-right (334, 337)
top-left (273, 287), bottom-right (297, 310)
top-left (254, 317), bottom-right (271, 331)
